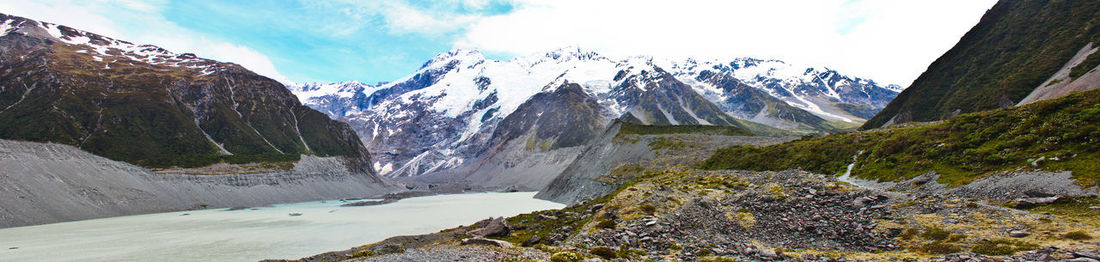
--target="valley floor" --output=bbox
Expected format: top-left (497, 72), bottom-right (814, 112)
top-left (280, 132), bottom-right (1100, 262)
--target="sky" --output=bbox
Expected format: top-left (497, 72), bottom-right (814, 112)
top-left (0, 0), bottom-right (998, 86)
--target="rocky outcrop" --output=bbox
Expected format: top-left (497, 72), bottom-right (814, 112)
top-left (466, 217), bottom-right (511, 238)
top-left (0, 139), bottom-right (395, 228)
top-left (886, 170), bottom-right (1099, 202)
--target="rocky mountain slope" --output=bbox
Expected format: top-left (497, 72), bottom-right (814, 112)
top-left (703, 88), bottom-right (1100, 189)
top-left (290, 47), bottom-right (898, 182)
top-left (864, 0), bottom-right (1100, 128)
top-left (0, 13), bottom-right (375, 174)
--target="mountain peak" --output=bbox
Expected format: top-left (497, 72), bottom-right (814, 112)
top-left (543, 45), bottom-right (600, 61)
top-left (420, 48), bottom-right (485, 70)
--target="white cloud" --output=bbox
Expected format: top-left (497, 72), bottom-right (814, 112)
top-left (456, 0), bottom-right (998, 86)
top-left (316, 0), bottom-right (486, 36)
top-left (382, 3), bottom-right (480, 34)
top-left (0, 0), bottom-right (292, 84)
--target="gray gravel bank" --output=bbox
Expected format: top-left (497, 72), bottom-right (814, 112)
top-left (0, 139), bottom-right (396, 228)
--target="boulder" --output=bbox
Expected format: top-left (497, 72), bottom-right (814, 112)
top-left (467, 217), bottom-right (512, 237)
top-left (1013, 196), bottom-right (1060, 209)
top-left (1008, 230), bottom-right (1030, 238)
top-left (522, 235), bottom-right (541, 247)
top-left (461, 237), bottom-right (514, 248)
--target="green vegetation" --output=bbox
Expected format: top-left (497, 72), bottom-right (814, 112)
top-left (1046, 78), bottom-right (1064, 87)
top-left (970, 239), bottom-right (1038, 256)
top-left (136, 153), bottom-right (299, 169)
top-left (647, 137), bottom-right (690, 150)
top-left (865, 0), bottom-right (1100, 129)
top-left (703, 89), bottom-right (1100, 187)
top-left (345, 250), bottom-right (375, 259)
top-left (1064, 231), bottom-right (1093, 240)
top-left (590, 246), bottom-right (617, 259)
top-left (0, 41), bottom-right (367, 170)
top-left (921, 241), bottom-right (961, 255)
top-left (595, 219), bottom-right (617, 229)
top-left (616, 120), bottom-right (752, 137)
top-left (1070, 49), bottom-right (1100, 79)
top-left (1026, 196), bottom-right (1100, 227)
top-left (920, 226), bottom-right (952, 241)
top-left (550, 251), bottom-right (584, 262)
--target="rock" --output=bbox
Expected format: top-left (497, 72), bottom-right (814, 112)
top-left (1008, 230), bottom-right (1030, 238)
top-left (851, 197), bottom-right (871, 208)
top-left (1074, 250), bottom-right (1100, 260)
top-left (1064, 258), bottom-right (1100, 262)
top-left (645, 220), bottom-right (657, 226)
top-left (376, 244), bottom-right (404, 254)
top-left (341, 198), bottom-right (397, 207)
top-left (1089, 206), bottom-right (1100, 210)
top-left (759, 248), bottom-right (779, 258)
top-left (1024, 190), bottom-right (1057, 198)
top-left (537, 214), bottom-right (559, 220)
top-left (467, 217), bottom-right (511, 237)
top-left (461, 237), bottom-right (514, 248)
top-left (1014, 196), bottom-right (1060, 209)
top-left (522, 235), bottom-right (541, 247)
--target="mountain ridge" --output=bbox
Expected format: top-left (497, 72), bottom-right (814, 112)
top-left (864, 0), bottom-right (1100, 129)
top-left (291, 47), bottom-right (900, 180)
top-left (0, 13), bottom-right (376, 175)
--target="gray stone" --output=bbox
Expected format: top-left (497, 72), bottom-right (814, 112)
top-left (759, 248), bottom-right (779, 258)
top-left (1009, 230), bottom-right (1030, 238)
top-left (467, 217), bottom-right (512, 237)
top-left (460, 237), bottom-right (514, 248)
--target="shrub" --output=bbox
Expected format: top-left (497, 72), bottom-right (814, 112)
top-left (590, 246), bottom-right (617, 259)
top-left (1064, 231), bottom-right (1093, 240)
top-left (923, 241), bottom-right (961, 254)
top-left (899, 228), bottom-right (920, 240)
top-left (550, 251), bottom-right (584, 262)
top-left (922, 226), bottom-right (952, 241)
top-left (346, 249), bottom-right (375, 259)
top-left (595, 219), bottom-right (617, 229)
top-left (971, 239), bottom-right (1039, 256)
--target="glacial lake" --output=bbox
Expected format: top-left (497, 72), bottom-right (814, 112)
top-left (0, 192), bottom-right (564, 262)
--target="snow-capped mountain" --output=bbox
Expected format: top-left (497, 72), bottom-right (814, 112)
top-left (663, 58), bottom-right (902, 130)
top-left (289, 47), bottom-right (900, 185)
top-left (0, 15), bottom-right (227, 76)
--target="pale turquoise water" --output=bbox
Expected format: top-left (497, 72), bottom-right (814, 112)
top-left (0, 192), bottom-right (563, 262)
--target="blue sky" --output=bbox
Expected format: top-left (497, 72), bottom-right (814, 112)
top-left (2, 0), bottom-right (997, 86)
top-left (158, 1), bottom-right (515, 84)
